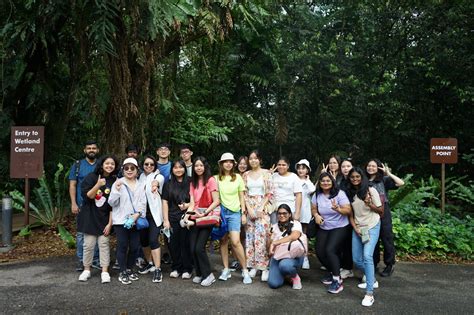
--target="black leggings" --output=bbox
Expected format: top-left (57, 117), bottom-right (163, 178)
top-left (190, 226), bottom-right (212, 278)
top-left (169, 220), bottom-right (192, 274)
top-left (115, 225), bottom-right (140, 272)
top-left (374, 206), bottom-right (396, 266)
top-left (315, 225), bottom-right (352, 276)
top-left (139, 217), bottom-right (162, 250)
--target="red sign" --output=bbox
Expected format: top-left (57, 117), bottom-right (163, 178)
top-left (430, 138), bottom-right (458, 164)
top-left (10, 126), bottom-right (45, 178)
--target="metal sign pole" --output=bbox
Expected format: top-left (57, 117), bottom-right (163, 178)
top-left (25, 177), bottom-right (30, 226)
top-left (441, 163), bottom-right (445, 215)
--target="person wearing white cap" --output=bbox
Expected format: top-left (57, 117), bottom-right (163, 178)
top-left (215, 152), bottom-right (252, 284)
top-left (295, 159), bottom-right (316, 270)
top-left (108, 157), bottom-right (147, 285)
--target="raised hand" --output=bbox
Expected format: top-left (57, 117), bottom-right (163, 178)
top-left (322, 163), bottom-right (328, 173)
top-left (331, 198), bottom-right (339, 211)
top-left (378, 163), bottom-right (391, 175)
top-left (97, 174), bottom-right (106, 187)
top-left (115, 180), bottom-right (122, 191)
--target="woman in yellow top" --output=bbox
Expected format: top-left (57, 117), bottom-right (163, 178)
top-left (216, 153), bottom-right (252, 284)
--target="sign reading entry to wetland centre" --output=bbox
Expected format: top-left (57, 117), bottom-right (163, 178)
top-left (10, 126), bottom-right (44, 179)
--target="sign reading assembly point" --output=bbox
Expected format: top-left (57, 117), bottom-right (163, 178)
top-left (10, 126), bottom-right (44, 178)
top-left (430, 138), bottom-right (458, 164)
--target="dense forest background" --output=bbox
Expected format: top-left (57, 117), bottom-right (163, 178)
top-left (1, 0), bottom-right (473, 189)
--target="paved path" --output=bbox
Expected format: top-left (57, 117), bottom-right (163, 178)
top-left (0, 255), bottom-right (472, 314)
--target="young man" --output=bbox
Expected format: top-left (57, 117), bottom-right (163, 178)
top-left (156, 143), bottom-right (172, 183)
top-left (179, 144), bottom-right (193, 177)
top-left (69, 140), bottom-right (100, 271)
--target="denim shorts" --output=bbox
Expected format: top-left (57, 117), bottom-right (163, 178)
top-left (222, 206), bottom-right (242, 232)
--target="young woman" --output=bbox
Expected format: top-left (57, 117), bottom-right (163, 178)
top-left (243, 150), bottom-right (272, 281)
top-left (323, 154), bottom-right (343, 187)
top-left (78, 155), bottom-right (119, 283)
top-left (216, 152), bottom-right (252, 284)
top-left (267, 204), bottom-right (304, 290)
top-left (162, 160), bottom-right (193, 279)
top-left (189, 156), bottom-right (220, 287)
top-left (295, 159), bottom-right (316, 270)
top-left (366, 158), bottom-right (404, 277)
top-left (237, 156), bottom-right (250, 175)
top-left (271, 157), bottom-right (302, 223)
top-left (137, 155), bottom-right (165, 283)
top-left (108, 157), bottom-right (147, 285)
top-left (338, 157), bottom-right (355, 279)
top-left (311, 172), bottom-right (351, 294)
top-left (347, 167), bottom-right (384, 307)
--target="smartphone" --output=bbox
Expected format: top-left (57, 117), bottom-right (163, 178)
top-left (361, 227), bottom-right (370, 244)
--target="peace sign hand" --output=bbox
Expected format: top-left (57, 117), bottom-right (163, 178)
top-left (378, 163), bottom-right (391, 176)
top-left (331, 198), bottom-right (340, 212)
top-left (322, 163), bottom-right (329, 173)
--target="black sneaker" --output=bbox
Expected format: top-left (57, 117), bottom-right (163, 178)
top-left (91, 260), bottom-right (101, 270)
top-left (162, 253), bottom-right (171, 264)
top-left (320, 274), bottom-right (333, 285)
top-left (76, 261), bottom-right (84, 272)
top-left (127, 270), bottom-right (139, 281)
top-left (118, 271), bottom-right (131, 285)
top-left (380, 264), bottom-right (394, 277)
top-left (230, 260), bottom-right (240, 271)
top-left (139, 263), bottom-right (156, 274)
top-left (152, 268), bottom-right (163, 283)
top-left (112, 260), bottom-right (120, 270)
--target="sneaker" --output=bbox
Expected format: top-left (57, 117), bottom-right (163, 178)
top-left (302, 257), bottom-right (310, 270)
top-left (362, 294), bottom-right (375, 307)
top-left (320, 274), bottom-right (333, 285)
top-left (261, 270), bottom-right (269, 282)
top-left (182, 272), bottom-right (192, 279)
top-left (101, 272), bottom-right (111, 283)
top-left (76, 261), bottom-right (84, 272)
top-left (327, 279), bottom-right (343, 294)
top-left (358, 280), bottom-right (379, 289)
top-left (139, 262), bottom-right (156, 274)
top-left (192, 276), bottom-right (203, 284)
top-left (170, 270), bottom-right (180, 278)
top-left (340, 269), bottom-right (354, 279)
top-left (218, 269), bottom-right (232, 281)
top-left (248, 268), bottom-right (257, 278)
top-left (127, 270), bottom-right (139, 281)
top-left (78, 270), bottom-right (91, 282)
top-left (230, 260), bottom-right (240, 271)
top-left (201, 273), bottom-right (216, 287)
top-left (118, 271), bottom-right (131, 285)
top-left (243, 272), bottom-right (253, 284)
top-left (152, 268), bottom-right (163, 283)
top-left (91, 260), bottom-right (101, 270)
top-left (112, 260), bottom-right (120, 270)
top-left (162, 253), bottom-right (171, 264)
top-left (291, 274), bottom-right (302, 290)
top-left (380, 264), bottom-right (394, 277)
top-left (135, 257), bottom-right (146, 268)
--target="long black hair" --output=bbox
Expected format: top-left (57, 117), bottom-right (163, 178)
top-left (168, 159), bottom-right (190, 204)
top-left (276, 204), bottom-right (294, 234)
top-left (94, 155), bottom-right (120, 177)
top-left (316, 172), bottom-right (340, 199)
top-left (191, 156), bottom-right (212, 188)
top-left (365, 158), bottom-right (384, 182)
top-left (347, 167), bottom-right (370, 203)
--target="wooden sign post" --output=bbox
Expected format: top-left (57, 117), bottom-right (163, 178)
top-left (10, 126), bottom-right (45, 225)
top-left (430, 138), bottom-right (458, 214)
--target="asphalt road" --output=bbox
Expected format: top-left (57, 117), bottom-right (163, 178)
top-left (0, 255), bottom-right (472, 314)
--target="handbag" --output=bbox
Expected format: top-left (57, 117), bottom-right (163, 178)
top-left (190, 184), bottom-right (221, 228)
top-left (211, 206), bottom-right (228, 240)
top-left (125, 185), bottom-right (149, 230)
top-left (272, 223), bottom-right (308, 260)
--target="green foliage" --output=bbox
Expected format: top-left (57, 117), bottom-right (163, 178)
top-left (57, 224), bottom-right (76, 248)
top-left (8, 163), bottom-right (69, 228)
top-left (18, 225), bottom-right (32, 237)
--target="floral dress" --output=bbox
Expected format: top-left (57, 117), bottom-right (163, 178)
top-left (243, 170), bottom-right (273, 270)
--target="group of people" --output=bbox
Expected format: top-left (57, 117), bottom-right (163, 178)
top-left (70, 141), bottom-right (404, 307)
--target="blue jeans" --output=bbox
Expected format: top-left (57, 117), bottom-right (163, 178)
top-left (352, 222), bottom-right (381, 294)
top-left (76, 232), bottom-right (99, 263)
top-left (268, 257), bottom-right (304, 289)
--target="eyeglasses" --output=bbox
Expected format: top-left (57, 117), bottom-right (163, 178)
top-left (277, 212), bottom-right (289, 216)
top-left (124, 166), bottom-right (137, 171)
top-left (144, 163), bottom-right (154, 167)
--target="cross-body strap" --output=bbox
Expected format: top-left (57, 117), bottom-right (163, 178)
top-left (124, 185), bottom-right (138, 213)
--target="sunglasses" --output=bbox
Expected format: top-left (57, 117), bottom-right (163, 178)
top-left (124, 166), bottom-right (137, 171)
top-left (277, 212), bottom-right (289, 216)
top-left (144, 163), bottom-right (154, 167)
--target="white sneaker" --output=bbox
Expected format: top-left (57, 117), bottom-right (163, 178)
top-left (302, 256), bottom-right (310, 270)
top-left (219, 269), bottom-right (232, 281)
top-left (358, 280), bottom-right (379, 289)
top-left (78, 270), bottom-right (91, 282)
top-left (362, 294), bottom-right (375, 307)
top-left (170, 270), bottom-right (180, 278)
top-left (340, 268), bottom-right (354, 279)
top-left (242, 272), bottom-right (252, 284)
top-left (248, 268), bottom-right (257, 278)
top-left (201, 273), bottom-right (216, 287)
top-left (182, 272), bottom-right (192, 279)
top-left (261, 270), bottom-right (269, 282)
top-left (192, 276), bottom-right (202, 284)
top-left (101, 272), bottom-right (111, 283)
